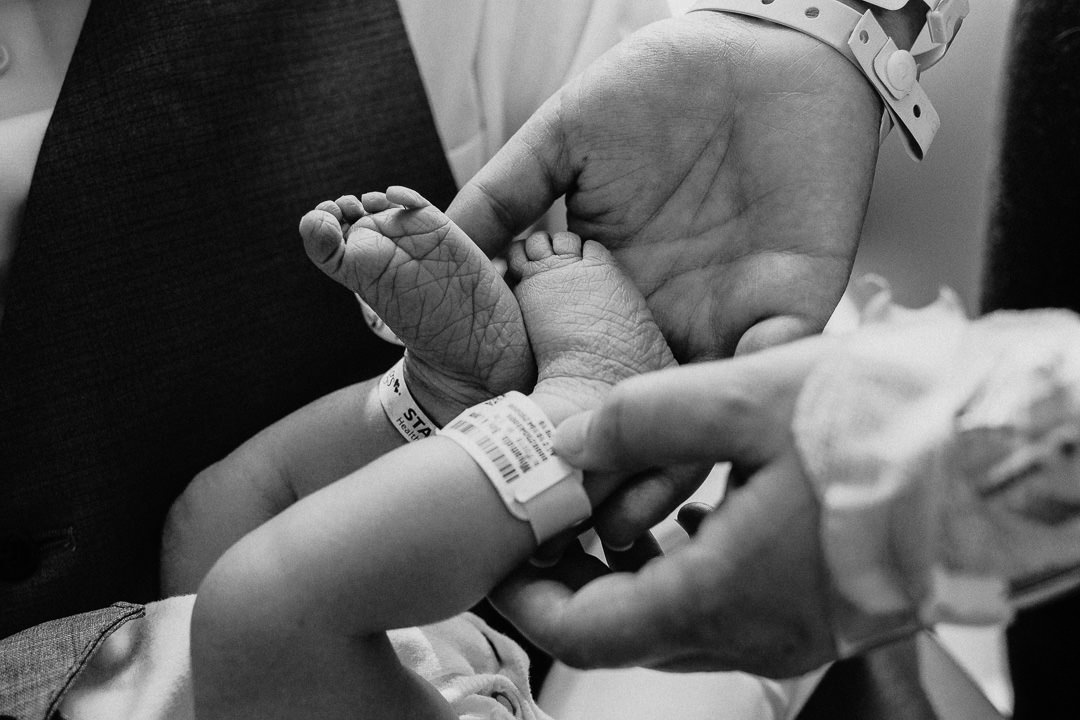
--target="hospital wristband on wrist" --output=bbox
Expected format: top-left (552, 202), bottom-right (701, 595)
top-left (690, 0), bottom-right (969, 160)
top-left (440, 392), bottom-right (591, 544)
top-left (379, 358), bottom-right (439, 442)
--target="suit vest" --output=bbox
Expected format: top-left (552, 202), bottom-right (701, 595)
top-left (0, 0), bottom-right (457, 637)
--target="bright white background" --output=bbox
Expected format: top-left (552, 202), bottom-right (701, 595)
top-left (854, 0), bottom-right (1017, 314)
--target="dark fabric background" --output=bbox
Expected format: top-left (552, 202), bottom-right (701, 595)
top-left (0, 0), bottom-right (456, 638)
top-left (981, 2), bottom-right (1080, 718)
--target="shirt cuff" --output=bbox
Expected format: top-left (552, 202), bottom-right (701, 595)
top-left (793, 290), bottom-right (1080, 656)
top-left (0, 602), bottom-right (144, 720)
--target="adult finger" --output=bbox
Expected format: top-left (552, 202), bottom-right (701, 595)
top-left (733, 313), bottom-right (827, 356)
top-left (447, 98), bottom-right (573, 257)
top-left (591, 462), bottom-right (712, 549)
top-left (553, 337), bottom-right (832, 473)
top-left (675, 502), bottom-right (714, 536)
top-left (530, 526), bottom-right (590, 568)
top-left (601, 531), bottom-right (663, 573)
top-left (491, 542), bottom-right (696, 670)
top-left (492, 540), bottom-right (613, 624)
top-left (552, 363), bottom-right (769, 472)
top-left (493, 456), bottom-right (834, 676)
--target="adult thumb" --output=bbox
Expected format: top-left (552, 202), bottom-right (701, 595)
top-left (447, 96), bottom-right (574, 257)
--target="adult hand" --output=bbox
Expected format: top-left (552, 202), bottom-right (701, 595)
top-left (450, 12), bottom-right (881, 543)
top-left (491, 336), bottom-right (844, 678)
top-left (449, 11), bottom-right (881, 363)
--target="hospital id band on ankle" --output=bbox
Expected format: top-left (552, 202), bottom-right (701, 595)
top-left (379, 358), bottom-right (438, 442)
top-left (440, 393), bottom-right (591, 544)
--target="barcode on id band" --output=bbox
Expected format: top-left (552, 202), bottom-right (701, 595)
top-left (506, 407), bottom-right (550, 462)
top-left (450, 411), bottom-right (559, 486)
top-left (474, 431), bottom-right (520, 484)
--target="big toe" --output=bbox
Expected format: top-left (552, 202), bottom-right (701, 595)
top-left (300, 209), bottom-right (345, 267)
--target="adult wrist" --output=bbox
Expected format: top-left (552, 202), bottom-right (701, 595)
top-left (690, 0), bottom-right (970, 159)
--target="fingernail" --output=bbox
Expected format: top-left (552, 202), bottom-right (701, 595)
top-left (675, 502), bottom-right (714, 536)
top-left (553, 412), bottom-right (592, 460)
top-left (601, 539), bottom-right (634, 553)
top-left (529, 551), bottom-right (564, 568)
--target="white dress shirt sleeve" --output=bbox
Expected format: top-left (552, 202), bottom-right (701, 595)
top-left (399, 0), bottom-right (670, 187)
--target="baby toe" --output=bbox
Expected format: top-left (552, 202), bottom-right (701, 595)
top-left (315, 199), bottom-right (345, 223)
top-left (582, 239), bottom-right (614, 264)
top-left (335, 195), bottom-right (365, 223)
top-left (385, 185), bottom-right (429, 209)
top-left (299, 209), bottom-right (346, 265)
top-left (524, 231), bottom-right (555, 261)
top-left (505, 239), bottom-right (529, 280)
top-left (551, 232), bottom-right (583, 257)
top-left (361, 191), bottom-right (393, 214)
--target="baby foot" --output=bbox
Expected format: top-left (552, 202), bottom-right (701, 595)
top-left (299, 186), bottom-right (533, 423)
top-left (508, 231), bottom-right (676, 415)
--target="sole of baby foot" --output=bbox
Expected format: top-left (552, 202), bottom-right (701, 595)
top-left (508, 231), bottom-right (676, 417)
top-left (300, 187), bottom-right (533, 423)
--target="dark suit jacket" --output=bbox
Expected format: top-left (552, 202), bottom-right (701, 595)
top-left (0, 0), bottom-right (456, 639)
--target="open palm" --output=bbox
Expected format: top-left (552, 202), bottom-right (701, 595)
top-left (450, 12), bottom-right (883, 362)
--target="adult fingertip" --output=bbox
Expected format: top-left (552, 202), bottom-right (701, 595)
top-left (674, 502), bottom-right (714, 536)
top-left (447, 109), bottom-right (570, 255)
top-left (530, 533), bottom-right (579, 568)
top-left (734, 315), bottom-right (820, 356)
top-left (447, 181), bottom-right (519, 257)
top-left (602, 533), bottom-right (663, 572)
top-left (553, 411), bottom-right (593, 464)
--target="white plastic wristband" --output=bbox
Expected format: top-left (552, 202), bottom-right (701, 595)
top-left (439, 392), bottom-right (591, 544)
top-left (861, 0), bottom-right (969, 72)
top-left (379, 358), bottom-right (439, 442)
top-left (691, 0), bottom-right (968, 160)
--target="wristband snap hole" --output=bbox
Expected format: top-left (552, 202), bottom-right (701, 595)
top-left (913, 104), bottom-right (922, 118)
top-left (805, 7), bottom-right (819, 19)
top-left (761, 0), bottom-right (773, 5)
top-left (859, 29), bottom-right (870, 44)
